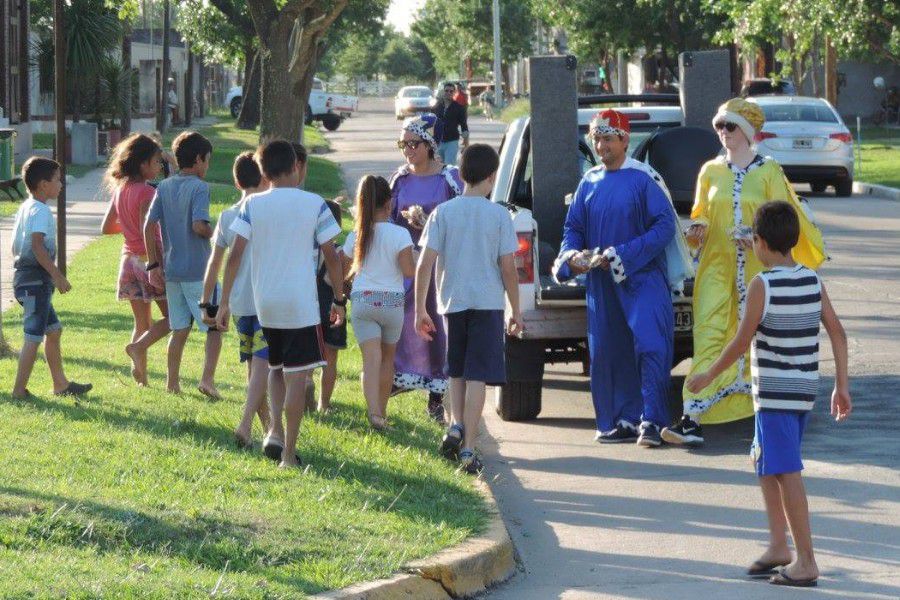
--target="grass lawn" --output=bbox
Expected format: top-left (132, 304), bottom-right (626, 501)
top-left (0, 126), bottom-right (488, 597)
top-left (857, 126), bottom-right (900, 189)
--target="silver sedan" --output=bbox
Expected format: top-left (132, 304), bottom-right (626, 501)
top-left (394, 86), bottom-right (435, 120)
top-left (751, 96), bottom-right (855, 196)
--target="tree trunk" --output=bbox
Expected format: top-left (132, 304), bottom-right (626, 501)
top-left (237, 48), bottom-right (261, 129)
top-left (157, 0), bottom-right (171, 132)
top-left (122, 30), bottom-right (132, 135)
top-left (197, 59), bottom-right (206, 117)
top-left (185, 41), bottom-right (194, 125)
top-left (259, 20), bottom-right (303, 142)
top-left (810, 33), bottom-right (820, 97)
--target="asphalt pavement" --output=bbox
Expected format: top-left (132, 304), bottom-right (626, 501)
top-left (329, 98), bottom-right (900, 600)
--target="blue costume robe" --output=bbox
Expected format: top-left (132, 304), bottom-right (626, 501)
top-left (554, 161), bottom-right (678, 431)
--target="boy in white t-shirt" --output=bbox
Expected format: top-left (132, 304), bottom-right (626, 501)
top-left (217, 141), bottom-right (346, 468)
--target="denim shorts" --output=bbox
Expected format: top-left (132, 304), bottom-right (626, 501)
top-left (166, 280), bottom-right (218, 332)
top-left (15, 281), bottom-right (62, 343)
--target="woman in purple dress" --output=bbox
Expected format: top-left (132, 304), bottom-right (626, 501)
top-left (389, 113), bottom-right (462, 422)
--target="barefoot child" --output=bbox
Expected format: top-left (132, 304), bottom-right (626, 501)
top-left (217, 140), bottom-right (346, 468)
top-left (686, 201), bottom-right (851, 588)
top-left (143, 131), bottom-right (222, 396)
top-left (100, 134), bottom-right (171, 385)
top-left (200, 152), bottom-right (271, 447)
top-left (11, 158), bottom-right (92, 399)
top-left (415, 143), bottom-right (524, 474)
top-left (341, 175), bottom-right (415, 430)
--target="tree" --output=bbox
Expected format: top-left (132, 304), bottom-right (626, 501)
top-left (156, 0), bottom-right (171, 131)
top-left (334, 30), bottom-right (390, 81)
top-left (380, 36), bottom-right (432, 81)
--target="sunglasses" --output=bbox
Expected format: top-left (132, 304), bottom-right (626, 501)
top-left (397, 140), bottom-right (425, 150)
top-left (714, 121), bottom-right (739, 132)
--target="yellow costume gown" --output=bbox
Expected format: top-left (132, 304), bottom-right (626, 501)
top-left (683, 155), bottom-right (826, 424)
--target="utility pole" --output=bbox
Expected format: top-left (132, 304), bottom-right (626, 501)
top-left (492, 0), bottom-right (503, 110)
top-left (54, 0), bottom-right (67, 275)
top-left (156, 0), bottom-right (171, 131)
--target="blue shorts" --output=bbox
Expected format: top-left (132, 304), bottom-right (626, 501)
top-left (751, 410), bottom-right (810, 477)
top-left (235, 315), bottom-right (268, 363)
top-left (446, 309), bottom-right (506, 385)
top-left (165, 280), bottom-right (218, 332)
top-left (14, 281), bottom-right (62, 343)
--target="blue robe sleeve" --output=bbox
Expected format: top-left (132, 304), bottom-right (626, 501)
top-left (553, 179), bottom-right (589, 283)
top-left (603, 173), bottom-right (676, 284)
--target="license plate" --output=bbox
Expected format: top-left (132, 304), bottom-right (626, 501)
top-left (674, 305), bottom-right (693, 331)
top-left (793, 138), bottom-right (813, 149)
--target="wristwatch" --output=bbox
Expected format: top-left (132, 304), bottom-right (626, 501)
top-left (332, 296), bottom-right (347, 307)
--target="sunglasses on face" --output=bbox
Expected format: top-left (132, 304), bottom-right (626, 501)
top-left (714, 121), bottom-right (739, 132)
top-left (397, 140), bottom-right (425, 150)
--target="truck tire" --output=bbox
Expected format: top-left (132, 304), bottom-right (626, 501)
top-left (495, 381), bottom-right (542, 421)
top-left (810, 181), bottom-right (827, 194)
top-left (230, 97), bottom-right (242, 119)
top-left (322, 113), bottom-right (342, 131)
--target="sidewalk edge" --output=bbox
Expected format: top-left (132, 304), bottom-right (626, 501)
top-left (853, 181), bottom-right (900, 201)
top-left (310, 479), bottom-right (516, 599)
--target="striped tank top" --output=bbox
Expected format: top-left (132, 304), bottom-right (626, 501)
top-left (751, 265), bottom-right (822, 412)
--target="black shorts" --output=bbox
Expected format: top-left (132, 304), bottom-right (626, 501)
top-left (446, 309), bottom-right (506, 385)
top-left (317, 275), bottom-right (347, 349)
top-left (262, 325), bottom-right (326, 373)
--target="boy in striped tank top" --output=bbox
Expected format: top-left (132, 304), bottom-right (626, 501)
top-left (687, 201), bottom-right (851, 588)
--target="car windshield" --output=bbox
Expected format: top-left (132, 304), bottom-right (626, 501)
top-left (402, 89), bottom-right (431, 98)
top-left (761, 103), bottom-right (838, 123)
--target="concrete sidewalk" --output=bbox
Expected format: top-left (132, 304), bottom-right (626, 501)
top-left (1, 167), bottom-right (107, 313)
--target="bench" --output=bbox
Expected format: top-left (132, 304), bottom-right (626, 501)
top-left (0, 176), bottom-right (24, 200)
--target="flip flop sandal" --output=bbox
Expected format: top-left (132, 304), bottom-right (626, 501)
top-left (197, 385), bottom-right (222, 400)
top-left (263, 437), bottom-right (284, 461)
top-left (747, 560), bottom-right (790, 578)
top-left (769, 571), bottom-right (818, 587)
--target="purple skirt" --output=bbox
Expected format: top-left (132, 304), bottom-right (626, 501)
top-left (392, 272), bottom-right (448, 394)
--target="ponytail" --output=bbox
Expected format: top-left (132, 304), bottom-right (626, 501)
top-left (351, 175), bottom-right (392, 277)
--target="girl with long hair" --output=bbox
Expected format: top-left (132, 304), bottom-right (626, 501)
top-left (100, 133), bottom-right (171, 385)
top-left (342, 175), bottom-right (415, 430)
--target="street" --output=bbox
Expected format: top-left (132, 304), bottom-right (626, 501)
top-left (327, 98), bottom-right (900, 600)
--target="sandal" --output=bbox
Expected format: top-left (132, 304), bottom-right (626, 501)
top-left (197, 384), bottom-right (221, 400)
top-left (54, 382), bottom-right (93, 396)
top-left (747, 559), bottom-right (790, 578)
top-left (440, 424), bottom-right (464, 460)
top-left (769, 571), bottom-right (818, 587)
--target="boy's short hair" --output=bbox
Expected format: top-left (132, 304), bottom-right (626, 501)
top-left (753, 200), bottom-right (800, 255)
top-left (459, 143), bottom-right (499, 185)
top-left (22, 156), bottom-right (61, 193)
top-left (172, 131), bottom-right (213, 169)
top-left (233, 151), bottom-right (262, 190)
top-left (257, 140), bottom-right (297, 180)
top-left (290, 142), bottom-right (308, 165)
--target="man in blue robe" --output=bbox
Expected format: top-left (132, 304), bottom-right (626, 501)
top-left (554, 109), bottom-right (678, 446)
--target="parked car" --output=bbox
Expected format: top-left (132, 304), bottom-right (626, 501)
top-left (750, 95), bottom-right (855, 196)
top-left (740, 78), bottom-right (797, 97)
top-left (394, 85), bottom-right (436, 119)
top-left (490, 93), bottom-right (711, 421)
top-left (225, 78), bottom-right (358, 131)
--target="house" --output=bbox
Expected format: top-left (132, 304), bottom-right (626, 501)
top-left (1, 0), bottom-right (32, 159)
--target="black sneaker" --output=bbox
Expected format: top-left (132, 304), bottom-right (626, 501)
top-left (637, 421), bottom-right (662, 447)
top-left (54, 382), bottom-right (92, 396)
top-left (459, 450), bottom-right (483, 475)
top-left (427, 393), bottom-right (446, 424)
top-left (661, 415), bottom-right (704, 446)
top-left (595, 420), bottom-right (638, 443)
top-left (440, 424), bottom-right (464, 460)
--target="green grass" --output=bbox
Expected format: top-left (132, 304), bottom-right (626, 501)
top-left (0, 181), bottom-right (27, 217)
top-left (33, 132), bottom-right (55, 149)
top-left (857, 126), bottom-right (900, 188)
top-left (0, 209), bottom-right (487, 598)
top-left (499, 98), bottom-right (531, 123)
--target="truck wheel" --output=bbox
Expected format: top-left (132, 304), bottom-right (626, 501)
top-left (810, 181), bottom-right (827, 194)
top-left (230, 97), bottom-right (242, 119)
top-left (495, 381), bottom-right (542, 421)
top-left (322, 113), bottom-right (341, 131)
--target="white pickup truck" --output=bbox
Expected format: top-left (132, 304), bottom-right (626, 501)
top-left (225, 78), bottom-right (358, 131)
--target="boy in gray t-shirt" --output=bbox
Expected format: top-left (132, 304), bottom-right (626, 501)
top-left (144, 131), bottom-right (222, 397)
top-left (416, 143), bottom-right (523, 475)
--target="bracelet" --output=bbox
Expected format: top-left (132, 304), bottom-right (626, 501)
top-left (332, 297), bottom-right (347, 307)
top-left (198, 302), bottom-right (213, 309)
top-left (146, 262), bottom-right (159, 271)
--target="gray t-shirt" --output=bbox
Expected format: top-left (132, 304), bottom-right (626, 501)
top-left (147, 174), bottom-right (211, 282)
top-left (421, 195), bottom-right (518, 314)
top-left (11, 198), bottom-right (56, 286)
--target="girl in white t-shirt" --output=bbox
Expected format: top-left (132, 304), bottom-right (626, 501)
top-left (342, 175), bottom-right (415, 430)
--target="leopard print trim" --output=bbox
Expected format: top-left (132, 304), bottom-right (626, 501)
top-left (602, 246), bottom-right (626, 283)
top-left (393, 372), bottom-right (448, 394)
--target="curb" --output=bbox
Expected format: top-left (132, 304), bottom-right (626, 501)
top-left (311, 480), bottom-right (516, 600)
top-left (853, 181), bottom-right (900, 201)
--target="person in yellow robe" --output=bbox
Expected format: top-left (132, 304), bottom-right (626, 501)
top-left (662, 98), bottom-right (825, 446)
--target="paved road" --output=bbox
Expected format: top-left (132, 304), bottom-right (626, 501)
top-left (326, 99), bottom-right (900, 600)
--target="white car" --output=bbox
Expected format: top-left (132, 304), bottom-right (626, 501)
top-left (395, 86), bottom-right (435, 119)
top-left (750, 96), bottom-right (855, 196)
top-left (226, 78), bottom-right (358, 131)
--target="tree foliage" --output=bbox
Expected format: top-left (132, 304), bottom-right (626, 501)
top-left (176, 0), bottom-right (253, 68)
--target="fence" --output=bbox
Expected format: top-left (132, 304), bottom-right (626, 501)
top-left (324, 80), bottom-right (412, 98)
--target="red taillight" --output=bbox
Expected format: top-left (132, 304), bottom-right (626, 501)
top-left (754, 131), bottom-right (777, 142)
top-left (626, 112), bottom-right (651, 121)
top-left (515, 232), bottom-right (534, 284)
top-left (829, 132), bottom-right (852, 143)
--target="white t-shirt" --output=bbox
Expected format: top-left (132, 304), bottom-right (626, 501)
top-left (231, 187), bottom-right (341, 329)
top-left (214, 200), bottom-right (254, 317)
top-left (343, 223), bottom-right (413, 293)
